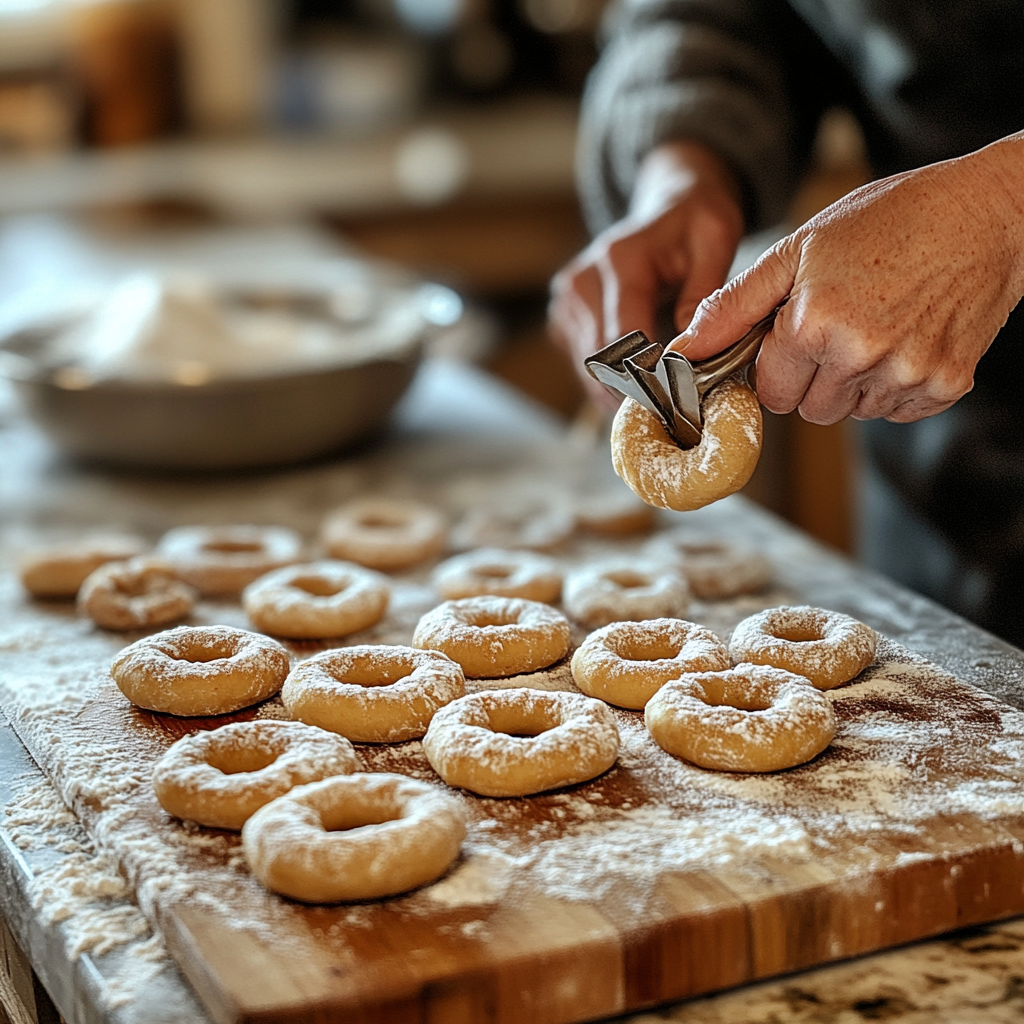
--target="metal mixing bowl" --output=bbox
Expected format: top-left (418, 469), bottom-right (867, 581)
top-left (0, 285), bottom-right (433, 471)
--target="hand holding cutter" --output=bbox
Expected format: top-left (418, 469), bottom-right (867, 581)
top-left (583, 304), bottom-right (783, 449)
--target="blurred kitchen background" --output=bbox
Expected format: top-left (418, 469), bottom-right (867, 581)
top-left (0, 0), bottom-right (870, 551)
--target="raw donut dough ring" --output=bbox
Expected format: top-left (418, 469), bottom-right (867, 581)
top-left (152, 719), bottom-right (359, 830)
top-left (322, 497), bottom-right (447, 571)
top-left (79, 557), bottom-right (196, 631)
top-left (611, 374), bottom-right (762, 511)
top-left (450, 503), bottom-right (574, 552)
top-left (111, 625), bottom-right (290, 716)
top-left (157, 525), bottom-right (302, 596)
top-left (571, 617), bottom-right (730, 709)
top-left (242, 560), bottom-right (390, 639)
top-left (433, 548), bottom-right (562, 603)
top-left (20, 534), bottom-right (147, 599)
top-left (282, 644), bottom-right (466, 743)
top-left (644, 531), bottom-right (772, 600)
top-left (562, 560), bottom-right (689, 629)
top-left (242, 772), bottom-right (466, 903)
top-left (729, 605), bottom-right (877, 690)
top-left (645, 663), bottom-right (836, 772)
top-left (423, 688), bottom-right (620, 797)
top-left (413, 596), bottom-right (572, 678)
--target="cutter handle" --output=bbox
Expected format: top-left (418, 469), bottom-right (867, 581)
top-left (674, 300), bottom-right (786, 396)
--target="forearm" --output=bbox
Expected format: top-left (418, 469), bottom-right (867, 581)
top-left (576, 0), bottom-right (813, 235)
top-left (631, 141), bottom-right (744, 222)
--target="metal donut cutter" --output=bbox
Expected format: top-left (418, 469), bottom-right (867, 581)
top-left (584, 304), bottom-right (784, 449)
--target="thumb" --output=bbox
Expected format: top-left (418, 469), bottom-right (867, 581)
top-left (668, 236), bottom-right (799, 359)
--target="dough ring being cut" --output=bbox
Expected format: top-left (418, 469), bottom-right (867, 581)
top-left (645, 663), bottom-right (836, 772)
top-left (571, 617), bottom-right (730, 709)
top-left (282, 645), bottom-right (465, 743)
top-left (423, 688), bottom-right (620, 797)
top-left (152, 719), bottom-right (359, 830)
top-left (111, 625), bottom-right (290, 716)
top-left (611, 374), bottom-right (762, 511)
top-left (242, 773), bottom-right (466, 903)
top-left (413, 596), bottom-right (571, 678)
top-left (729, 605), bottom-right (876, 690)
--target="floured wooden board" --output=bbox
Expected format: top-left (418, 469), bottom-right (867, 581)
top-left (3, 568), bottom-right (1024, 1024)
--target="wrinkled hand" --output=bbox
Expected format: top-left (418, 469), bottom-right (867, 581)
top-left (673, 132), bottom-right (1024, 424)
top-left (549, 141), bottom-right (744, 406)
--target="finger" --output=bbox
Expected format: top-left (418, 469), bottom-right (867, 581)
top-left (795, 365), bottom-right (864, 425)
top-left (668, 234), bottom-right (800, 359)
top-left (885, 395), bottom-right (958, 423)
top-left (748, 301), bottom-right (819, 413)
top-left (597, 239), bottom-right (660, 345)
top-left (672, 226), bottom-right (737, 331)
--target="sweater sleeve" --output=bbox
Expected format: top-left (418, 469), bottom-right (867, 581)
top-left (577, 0), bottom-right (826, 234)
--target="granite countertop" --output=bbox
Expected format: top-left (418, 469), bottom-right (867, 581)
top-left (1, 357), bottom-right (1023, 1024)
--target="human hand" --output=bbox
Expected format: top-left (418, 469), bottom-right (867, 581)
top-left (672, 132), bottom-right (1024, 424)
top-left (549, 141), bottom-right (744, 406)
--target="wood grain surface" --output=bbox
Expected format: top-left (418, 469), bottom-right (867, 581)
top-left (3, 566), bottom-right (1024, 1024)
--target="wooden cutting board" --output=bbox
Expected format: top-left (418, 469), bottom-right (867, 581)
top-left (3, 575), bottom-right (1024, 1024)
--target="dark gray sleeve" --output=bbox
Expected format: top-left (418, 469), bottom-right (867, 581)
top-left (577, 0), bottom-right (825, 234)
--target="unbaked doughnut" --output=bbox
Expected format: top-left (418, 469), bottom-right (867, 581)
top-left (242, 773), bottom-right (466, 902)
top-left (111, 625), bottom-right (290, 716)
top-left (562, 560), bottom-right (689, 629)
top-left (570, 617), bottom-right (730, 709)
top-left (611, 374), bottom-right (762, 511)
top-left (729, 605), bottom-right (876, 690)
top-left (242, 560), bottom-right (389, 639)
top-left (572, 489), bottom-right (657, 536)
top-left (644, 531), bottom-right (772, 599)
top-left (157, 525), bottom-right (302, 596)
top-left (152, 720), bottom-right (359, 830)
top-left (322, 498), bottom-right (446, 571)
top-left (79, 557), bottom-right (196, 631)
top-left (450, 502), bottom-right (574, 552)
top-left (645, 663), bottom-right (836, 772)
top-left (20, 534), bottom-right (147, 599)
top-left (281, 645), bottom-right (465, 743)
top-left (433, 548), bottom-right (562, 603)
top-left (422, 688), bottom-right (620, 797)
top-left (413, 596), bottom-right (571, 678)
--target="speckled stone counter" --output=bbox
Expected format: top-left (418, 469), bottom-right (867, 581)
top-left (1, 358), bottom-right (1023, 1024)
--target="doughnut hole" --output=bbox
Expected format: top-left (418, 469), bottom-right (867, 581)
top-left (206, 746), bottom-right (281, 775)
top-left (289, 575), bottom-right (346, 598)
top-left (319, 802), bottom-right (402, 833)
top-left (324, 653), bottom-right (416, 688)
top-left (604, 570), bottom-right (651, 591)
top-left (483, 702), bottom-right (559, 739)
top-left (167, 639), bottom-right (237, 663)
top-left (475, 565), bottom-right (513, 579)
top-left (202, 540), bottom-right (264, 553)
top-left (695, 677), bottom-right (772, 713)
top-left (770, 623), bottom-right (826, 643)
top-left (607, 631), bottom-right (683, 663)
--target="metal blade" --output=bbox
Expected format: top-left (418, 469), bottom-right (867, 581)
top-left (584, 331), bottom-right (664, 413)
top-left (662, 351), bottom-right (703, 438)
